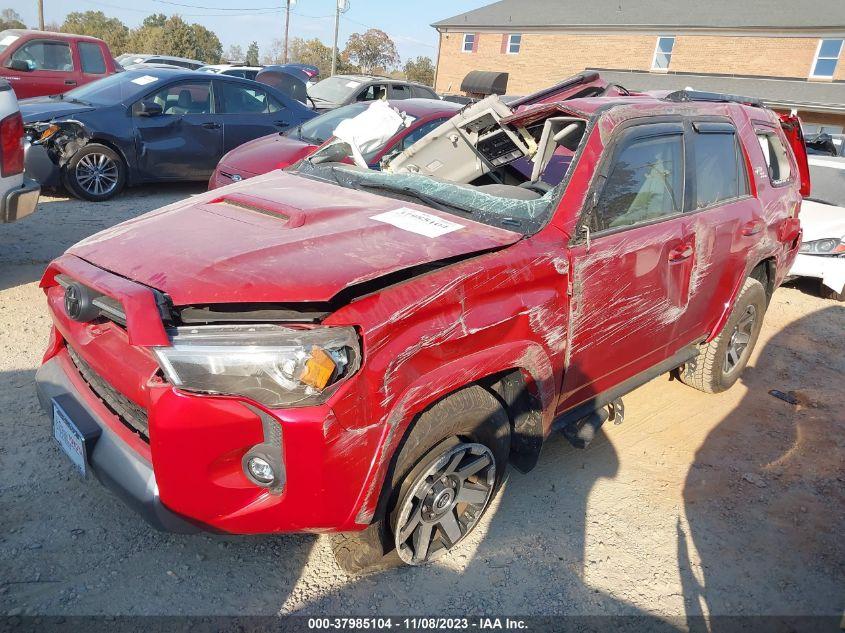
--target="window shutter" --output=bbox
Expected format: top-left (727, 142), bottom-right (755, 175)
top-left (472, 33), bottom-right (479, 53)
top-left (500, 34), bottom-right (508, 54)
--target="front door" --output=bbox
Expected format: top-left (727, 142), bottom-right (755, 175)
top-left (5, 38), bottom-right (76, 98)
top-left (132, 79), bottom-right (222, 180)
top-left (559, 122), bottom-right (692, 412)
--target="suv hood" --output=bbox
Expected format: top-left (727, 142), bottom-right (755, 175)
top-left (218, 132), bottom-right (317, 176)
top-left (68, 171), bottom-right (522, 305)
top-left (19, 96), bottom-right (97, 122)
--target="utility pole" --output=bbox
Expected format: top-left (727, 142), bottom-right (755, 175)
top-left (38, 0), bottom-right (45, 30)
top-left (331, 0), bottom-right (348, 76)
top-left (283, 0), bottom-right (291, 64)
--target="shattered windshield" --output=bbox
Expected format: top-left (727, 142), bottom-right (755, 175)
top-left (292, 161), bottom-right (559, 234)
top-left (291, 103), bottom-right (368, 145)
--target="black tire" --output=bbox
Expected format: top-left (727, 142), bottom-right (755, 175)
top-left (63, 143), bottom-right (126, 202)
top-left (331, 385), bottom-right (510, 574)
top-left (679, 277), bottom-right (766, 394)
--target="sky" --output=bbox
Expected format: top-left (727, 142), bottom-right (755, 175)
top-left (13, 0), bottom-right (490, 62)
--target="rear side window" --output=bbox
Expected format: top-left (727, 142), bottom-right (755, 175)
top-left (11, 40), bottom-right (73, 71)
top-left (691, 123), bottom-right (749, 208)
top-left (218, 82), bottom-right (274, 114)
top-left (356, 84), bottom-right (388, 102)
top-left (756, 131), bottom-right (792, 184)
top-left (391, 84), bottom-right (411, 99)
top-left (411, 85), bottom-right (437, 99)
top-left (594, 131), bottom-right (684, 231)
top-left (79, 42), bottom-right (106, 74)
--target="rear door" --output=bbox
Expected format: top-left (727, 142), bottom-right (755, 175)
top-left (76, 41), bottom-right (109, 89)
top-left (389, 83), bottom-right (411, 100)
top-left (559, 121), bottom-right (690, 411)
top-left (5, 37), bottom-right (76, 97)
top-left (214, 79), bottom-right (293, 153)
top-left (132, 78), bottom-right (222, 180)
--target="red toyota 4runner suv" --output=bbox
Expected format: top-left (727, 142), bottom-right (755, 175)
top-left (0, 30), bottom-right (118, 99)
top-left (36, 90), bottom-right (808, 572)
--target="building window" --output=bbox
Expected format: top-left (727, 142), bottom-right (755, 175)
top-left (811, 39), bottom-right (843, 78)
top-left (651, 36), bottom-right (675, 71)
top-left (462, 33), bottom-right (475, 53)
top-left (507, 34), bottom-right (521, 54)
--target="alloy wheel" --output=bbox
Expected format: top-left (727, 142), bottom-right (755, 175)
top-left (394, 442), bottom-right (496, 565)
top-left (724, 304), bottom-right (757, 374)
top-left (75, 153), bottom-right (119, 197)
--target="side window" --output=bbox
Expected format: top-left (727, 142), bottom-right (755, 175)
top-left (756, 131), bottom-right (792, 184)
top-left (690, 124), bottom-right (749, 208)
top-left (400, 118), bottom-right (446, 150)
top-left (356, 84), bottom-right (388, 102)
top-left (218, 82), bottom-right (270, 114)
top-left (594, 131), bottom-right (684, 231)
top-left (411, 85), bottom-right (437, 99)
top-left (78, 42), bottom-right (106, 74)
top-left (390, 84), bottom-right (411, 99)
top-left (145, 81), bottom-right (212, 115)
top-left (12, 40), bottom-right (73, 71)
top-left (266, 92), bottom-right (286, 113)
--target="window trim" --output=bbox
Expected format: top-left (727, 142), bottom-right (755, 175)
top-left (581, 119), bottom-right (687, 239)
top-left (810, 38), bottom-right (843, 79)
top-left (11, 38), bottom-right (75, 72)
top-left (507, 33), bottom-right (521, 55)
top-left (462, 33), bottom-right (475, 53)
top-left (651, 36), bottom-right (675, 72)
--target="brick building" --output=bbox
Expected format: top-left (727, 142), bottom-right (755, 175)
top-left (433, 0), bottom-right (845, 132)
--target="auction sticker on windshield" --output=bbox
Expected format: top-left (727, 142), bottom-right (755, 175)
top-left (131, 75), bottom-right (158, 86)
top-left (371, 207), bottom-right (464, 238)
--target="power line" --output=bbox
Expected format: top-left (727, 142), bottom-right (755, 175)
top-left (80, 0), bottom-right (281, 16)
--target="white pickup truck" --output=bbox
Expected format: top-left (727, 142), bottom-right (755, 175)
top-left (0, 77), bottom-right (39, 223)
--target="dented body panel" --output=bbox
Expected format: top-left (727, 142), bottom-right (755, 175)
top-left (36, 92), bottom-right (806, 534)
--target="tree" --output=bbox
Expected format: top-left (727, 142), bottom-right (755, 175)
top-left (287, 37), bottom-right (357, 77)
top-left (261, 39), bottom-right (285, 65)
top-left (61, 11), bottom-right (129, 55)
top-left (191, 24), bottom-right (222, 63)
top-left (403, 56), bottom-right (434, 86)
top-left (343, 29), bottom-right (399, 74)
top-left (0, 8), bottom-right (25, 30)
top-left (224, 44), bottom-right (244, 62)
top-left (245, 41), bottom-right (259, 66)
top-left (142, 13), bottom-right (167, 29)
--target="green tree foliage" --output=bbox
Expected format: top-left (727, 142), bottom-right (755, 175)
top-left (402, 56), bottom-right (434, 86)
top-left (288, 37), bottom-right (357, 77)
top-left (343, 29), bottom-right (399, 73)
top-left (60, 10), bottom-right (129, 55)
top-left (0, 8), bottom-right (25, 30)
top-left (245, 41), bottom-right (259, 66)
top-left (125, 14), bottom-right (221, 63)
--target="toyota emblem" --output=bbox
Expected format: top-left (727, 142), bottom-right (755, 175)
top-left (64, 284), bottom-right (82, 320)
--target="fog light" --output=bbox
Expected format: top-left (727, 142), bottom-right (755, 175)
top-left (247, 456), bottom-right (275, 484)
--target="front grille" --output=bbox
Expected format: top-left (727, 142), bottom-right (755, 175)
top-left (67, 346), bottom-right (150, 441)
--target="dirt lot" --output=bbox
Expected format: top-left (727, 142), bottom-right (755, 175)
top-left (0, 187), bottom-right (843, 619)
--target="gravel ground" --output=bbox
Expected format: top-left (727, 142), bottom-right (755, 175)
top-left (0, 187), bottom-right (843, 619)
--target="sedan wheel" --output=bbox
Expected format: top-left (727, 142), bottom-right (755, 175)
top-left (75, 152), bottom-right (120, 198)
top-left (394, 442), bottom-right (496, 565)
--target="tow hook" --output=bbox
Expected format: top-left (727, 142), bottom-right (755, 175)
top-left (562, 398), bottom-right (624, 449)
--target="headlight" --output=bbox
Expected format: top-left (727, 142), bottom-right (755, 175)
top-left (153, 324), bottom-right (360, 407)
top-left (799, 238), bottom-right (845, 256)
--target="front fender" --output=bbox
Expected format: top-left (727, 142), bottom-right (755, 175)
top-left (345, 339), bottom-right (555, 528)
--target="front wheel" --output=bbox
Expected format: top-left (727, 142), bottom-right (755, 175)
top-left (330, 385), bottom-right (510, 573)
top-left (679, 276), bottom-right (766, 393)
top-left (63, 143), bottom-right (126, 202)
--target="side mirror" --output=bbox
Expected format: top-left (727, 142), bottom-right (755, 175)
top-left (138, 101), bottom-right (163, 117)
top-left (7, 59), bottom-right (31, 72)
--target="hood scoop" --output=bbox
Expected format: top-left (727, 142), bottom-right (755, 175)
top-left (208, 191), bottom-right (306, 228)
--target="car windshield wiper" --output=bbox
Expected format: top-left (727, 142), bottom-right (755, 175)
top-left (356, 182), bottom-right (472, 215)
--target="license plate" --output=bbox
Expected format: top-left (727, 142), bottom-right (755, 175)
top-left (53, 400), bottom-right (87, 476)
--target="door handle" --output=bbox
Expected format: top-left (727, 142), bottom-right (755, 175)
top-left (741, 220), bottom-right (764, 236)
top-left (64, 80), bottom-right (77, 85)
top-left (668, 241), bottom-right (694, 262)
top-left (202, 122), bottom-right (221, 129)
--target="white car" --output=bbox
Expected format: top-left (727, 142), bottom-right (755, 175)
top-left (0, 78), bottom-right (39, 223)
top-left (790, 156), bottom-right (845, 300)
top-left (197, 64), bottom-right (262, 81)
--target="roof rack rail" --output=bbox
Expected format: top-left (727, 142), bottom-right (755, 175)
top-left (663, 89), bottom-right (765, 108)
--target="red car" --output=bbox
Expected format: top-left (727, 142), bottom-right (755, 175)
top-left (209, 99), bottom-right (463, 189)
top-left (0, 30), bottom-right (119, 99)
top-left (36, 89), bottom-right (807, 573)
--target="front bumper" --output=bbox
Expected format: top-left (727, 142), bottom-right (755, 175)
top-left (1, 177), bottom-right (40, 223)
top-left (36, 355), bottom-right (200, 533)
top-left (24, 142), bottom-right (61, 188)
top-left (789, 252), bottom-right (845, 294)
